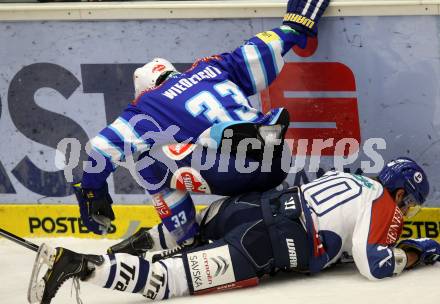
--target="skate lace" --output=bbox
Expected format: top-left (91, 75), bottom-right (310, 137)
top-left (152, 238), bottom-right (196, 262)
top-left (71, 277), bottom-right (83, 304)
top-left (160, 244), bottom-right (184, 258)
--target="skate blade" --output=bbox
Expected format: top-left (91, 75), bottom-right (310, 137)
top-left (27, 243), bottom-right (57, 304)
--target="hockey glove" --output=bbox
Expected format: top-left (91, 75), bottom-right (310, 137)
top-left (283, 0), bottom-right (331, 36)
top-left (397, 238), bottom-right (440, 267)
top-left (73, 182), bottom-right (115, 235)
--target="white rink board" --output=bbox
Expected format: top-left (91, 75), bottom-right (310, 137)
top-left (1, 238), bottom-right (439, 304)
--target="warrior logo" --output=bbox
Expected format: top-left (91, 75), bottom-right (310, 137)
top-left (286, 238), bottom-right (298, 268)
top-left (284, 196), bottom-right (297, 210)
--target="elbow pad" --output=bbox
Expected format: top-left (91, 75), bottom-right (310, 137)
top-left (392, 248), bottom-right (407, 275)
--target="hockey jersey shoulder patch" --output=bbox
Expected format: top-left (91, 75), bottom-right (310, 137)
top-left (256, 31), bottom-right (282, 44)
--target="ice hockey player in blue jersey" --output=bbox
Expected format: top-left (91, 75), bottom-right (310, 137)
top-left (28, 157), bottom-right (440, 303)
top-left (73, 0), bottom-right (331, 245)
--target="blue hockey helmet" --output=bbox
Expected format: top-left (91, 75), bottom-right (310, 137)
top-left (378, 157), bottom-right (429, 205)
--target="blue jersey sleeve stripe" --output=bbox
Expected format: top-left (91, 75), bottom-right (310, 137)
top-left (119, 117), bottom-right (141, 139)
top-left (107, 124), bottom-right (135, 153)
top-left (91, 146), bottom-right (117, 170)
top-left (91, 134), bottom-right (124, 163)
top-left (256, 46), bottom-right (270, 89)
top-left (269, 108), bottom-right (284, 125)
top-left (211, 27), bottom-right (305, 96)
top-left (167, 192), bottom-right (192, 209)
top-left (241, 45), bottom-right (268, 92)
top-left (214, 53), bottom-right (255, 97)
top-left (255, 43), bottom-right (277, 87)
top-left (266, 39), bottom-right (284, 75)
top-left (99, 128), bottom-right (131, 157)
top-left (109, 117), bottom-right (149, 153)
top-left (240, 47), bottom-right (258, 94)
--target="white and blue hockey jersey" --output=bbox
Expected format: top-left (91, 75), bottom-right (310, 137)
top-left (82, 26), bottom-right (307, 189)
top-left (301, 171), bottom-right (405, 279)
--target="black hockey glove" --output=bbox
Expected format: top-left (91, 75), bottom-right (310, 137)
top-left (283, 0), bottom-right (331, 36)
top-left (73, 182), bottom-right (115, 235)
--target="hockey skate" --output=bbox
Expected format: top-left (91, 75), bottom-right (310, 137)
top-left (150, 237), bottom-right (197, 262)
top-left (28, 243), bottom-right (98, 304)
top-left (107, 227), bottom-right (154, 257)
top-left (108, 227), bottom-right (200, 261)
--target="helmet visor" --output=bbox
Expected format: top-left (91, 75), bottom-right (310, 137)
top-left (401, 193), bottom-right (422, 218)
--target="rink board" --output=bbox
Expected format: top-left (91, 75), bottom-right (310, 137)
top-left (0, 204), bottom-right (204, 239)
top-left (1, 16), bottom-right (440, 207)
top-left (0, 204), bottom-right (439, 241)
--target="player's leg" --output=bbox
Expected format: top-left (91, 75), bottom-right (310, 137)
top-left (180, 199), bottom-right (282, 296)
top-left (30, 221), bottom-right (267, 303)
top-left (107, 197), bottom-right (227, 256)
top-left (135, 150), bottom-right (199, 244)
top-left (108, 192), bottom-right (265, 261)
top-left (108, 140), bottom-right (288, 255)
top-left (31, 190), bottom-right (311, 303)
top-left (28, 244), bottom-right (189, 303)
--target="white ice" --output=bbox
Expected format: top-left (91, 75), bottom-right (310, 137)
top-left (1, 238), bottom-right (439, 304)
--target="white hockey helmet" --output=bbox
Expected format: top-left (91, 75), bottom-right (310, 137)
top-left (133, 58), bottom-right (177, 98)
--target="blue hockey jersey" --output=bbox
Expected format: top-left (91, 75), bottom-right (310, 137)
top-left (82, 26), bottom-right (307, 189)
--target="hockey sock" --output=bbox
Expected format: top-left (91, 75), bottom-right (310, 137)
top-left (151, 190), bottom-right (199, 243)
top-left (86, 253), bottom-right (189, 300)
top-left (148, 223), bottom-right (178, 250)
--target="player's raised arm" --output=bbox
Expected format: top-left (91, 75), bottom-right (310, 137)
top-left (210, 0), bottom-right (329, 96)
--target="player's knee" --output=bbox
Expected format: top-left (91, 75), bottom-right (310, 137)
top-left (182, 241), bottom-right (259, 295)
top-left (142, 258), bottom-right (189, 301)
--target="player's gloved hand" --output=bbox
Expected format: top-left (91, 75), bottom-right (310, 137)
top-left (283, 0), bottom-right (331, 36)
top-left (397, 238), bottom-right (440, 267)
top-left (73, 182), bottom-right (115, 235)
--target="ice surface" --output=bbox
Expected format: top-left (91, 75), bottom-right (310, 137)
top-left (1, 238), bottom-right (439, 304)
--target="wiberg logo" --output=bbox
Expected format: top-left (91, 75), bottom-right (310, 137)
top-left (286, 238), bottom-right (298, 268)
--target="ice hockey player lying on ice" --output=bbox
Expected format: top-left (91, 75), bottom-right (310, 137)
top-left (73, 0), bottom-right (330, 247)
top-left (28, 157), bottom-right (440, 303)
